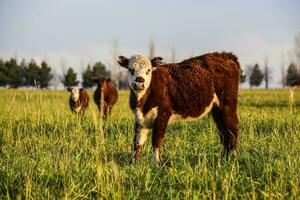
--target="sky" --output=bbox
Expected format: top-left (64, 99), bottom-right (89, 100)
top-left (0, 0), bottom-right (300, 87)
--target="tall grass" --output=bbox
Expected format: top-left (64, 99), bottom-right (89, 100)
top-left (0, 88), bottom-right (299, 199)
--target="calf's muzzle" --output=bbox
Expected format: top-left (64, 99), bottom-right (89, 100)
top-left (133, 77), bottom-right (145, 90)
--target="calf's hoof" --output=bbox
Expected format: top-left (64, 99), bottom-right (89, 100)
top-left (221, 148), bottom-right (238, 159)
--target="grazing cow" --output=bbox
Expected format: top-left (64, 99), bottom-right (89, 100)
top-left (67, 87), bottom-right (90, 114)
top-left (93, 78), bottom-right (118, 118)
top-left (291, 80), bottom-right (300, 88)
top-left (289, 80), bottom-right (300, 104)
top-left (118, 52), bottom-right (240, 163)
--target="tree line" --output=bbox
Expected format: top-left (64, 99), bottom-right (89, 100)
top-left (63, 62), bottom-right (111, 88)
top-left (239, 33), bottom-right (300, 88)
top-left (0, 58), bottom-right (112, 89)
top-left (239, 62), bottom-right (300, 88)
top-left (0, 58), bottom-right (52, 88)
top-left (1, 57), bottom-right (299, 89)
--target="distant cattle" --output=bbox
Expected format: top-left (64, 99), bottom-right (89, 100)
top-left (291, 80), bottom-right (300, 88)
top-left (67, 87), bottom-right (90, 114)
top-left (118, 52), bottom-right (240, 163)
top-left (93, 78), bottom-right (118, 118)
top-left (289, 80), bottom-right (300, 104)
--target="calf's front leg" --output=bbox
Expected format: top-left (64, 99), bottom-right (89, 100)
top-left (152, 112), bottom-right (170, 164)
top-left (131, 122), bottom-right (149, 163)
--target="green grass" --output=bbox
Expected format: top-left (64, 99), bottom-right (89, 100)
top-left (0, 88), bottom-right (299, 199)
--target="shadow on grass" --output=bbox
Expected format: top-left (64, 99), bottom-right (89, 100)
top-left (113, 151), bottom-right (132, 167)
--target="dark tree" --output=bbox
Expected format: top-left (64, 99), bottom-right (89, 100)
top-left (249, 63), bottom-right (264, 88)
top-left (82, 62), bottom-right (111, 88)
top-left (285, 62), bottom-right (300, 86)
top-left (92, 61), bottom-right (111, 78)
top-left (62, 67), bottom-right (79, 87)
top-left (39, 61), bottom-right (53, 88)
top-left (240, 68), bottom-right (246, 84)
top-left (5, 58), bottom-right (23, 88)
top-left (20, 59), bottom-right (28, 87)
top-left (82, 64), bottom-right (94, 88)
top-left (25, 59), bottom-right (40, 87)
top-left (0, 58), bottom-right (8, 86)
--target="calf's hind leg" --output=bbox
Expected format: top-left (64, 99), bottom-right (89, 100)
top-left (211, 105), bottom-right (238, 157)
top-left (108, 105), bottom-right (113, 116)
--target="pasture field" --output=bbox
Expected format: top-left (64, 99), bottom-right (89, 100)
top-left (0, 88), bottom-right (300, 199)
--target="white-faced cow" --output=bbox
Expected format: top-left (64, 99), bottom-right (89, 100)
top-left (118, 52), bottom-right (240, 164)
top-left (67, 87), bottom-right (90, 114)
top-left (93, 77), bottom-right (118, 118)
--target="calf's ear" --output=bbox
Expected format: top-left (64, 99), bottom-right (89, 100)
top-left (151, 57), bottom-right (164, 67)
top-left (117, 56), bottom-right (129, 68)
top-left (67, 87), bottom-right (72, 92)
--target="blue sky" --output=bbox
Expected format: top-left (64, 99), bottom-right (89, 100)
top-left (0, 0), bottom-right (299, 86)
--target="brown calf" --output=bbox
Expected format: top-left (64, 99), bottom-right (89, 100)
top-left (93, 78), bottom-right (118, 118)
top-left (118, 52), bottom-right (240, 163)
top-left (291, 80), bottom-right (300, 88)
top-left (67, 87), bottom-right (90, 114)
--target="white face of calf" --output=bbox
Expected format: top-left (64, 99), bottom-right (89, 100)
top-left (67, 87), bottom-right (80, 102)
top-left (117, 54), bottom-right (164, 100)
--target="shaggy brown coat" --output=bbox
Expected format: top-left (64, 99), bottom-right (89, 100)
top-left (93, 78), bottom-right (118, 118)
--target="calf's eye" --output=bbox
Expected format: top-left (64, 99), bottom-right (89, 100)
top-left (129, 68), bottom-right (135, 75)
top-left (146, 69), bottom-right (151, 75)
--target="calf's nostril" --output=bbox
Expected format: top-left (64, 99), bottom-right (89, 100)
top-left (135, 77), bottom-right (145, 83)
